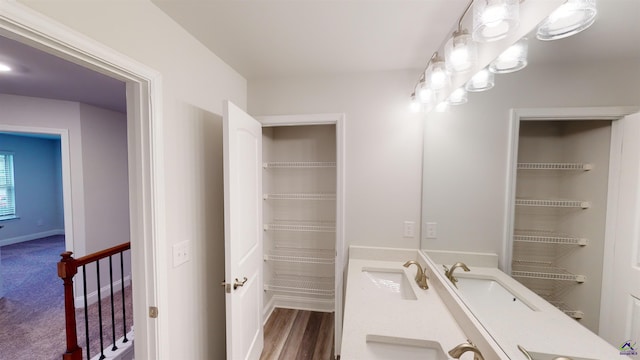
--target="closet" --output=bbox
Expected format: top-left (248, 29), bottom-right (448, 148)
top-left (254, 114), bottom-right (344, 356)
top-left (512, 120), bottom-right (611, 333)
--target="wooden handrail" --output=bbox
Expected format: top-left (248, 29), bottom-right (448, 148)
top-left (58, 242), bottom-right (131, 360)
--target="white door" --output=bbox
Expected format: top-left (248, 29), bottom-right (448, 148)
top-left (600, 112), bottom-right (640, 350)
top-left (223, 100), bottom-right (263, 360)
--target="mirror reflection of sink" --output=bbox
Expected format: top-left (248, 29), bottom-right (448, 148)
top-left (361, 268), bottom-right (417, 300)
top-left (365, 334), bottom-right (448, 360)
top-left (455, 276), bottom-right (536, 311)
top-left (528, 350), bottom-right (596, 360)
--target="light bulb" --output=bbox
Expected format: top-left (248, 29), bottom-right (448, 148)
top-left (465, 68), bottom-right (495, 92)
top-left (416, 79), bottom-right (433, 105)
top-left (537, 0), bottom-right (597, 41)
top-left (490, 37), bottom-right (528, 73)
top-left (445, 31), bottom-right (477, 73)
top-left (426, 59), bottom-right (450, 92)
top-left (473, 0), bottom-right (520, 42)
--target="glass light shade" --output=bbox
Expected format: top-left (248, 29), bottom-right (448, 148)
top-left (537, 0), bottom-right (597, 41)
top-left (409, 93), bottom-right (422, 113)
top-left (473, 0), bottom-right (520, 43)
top-left (416, 79), bottom-right (434, 105)
top-left (426, 59), bottom-right (451, 91)
top-left (465, 68), bottom-right (495, 92)
top-left (447, 87), bottom-right (468, 105)
top-left (489, 37), bottom-right (528, 73)
top-left (445, 31), bottom-right (478, 73)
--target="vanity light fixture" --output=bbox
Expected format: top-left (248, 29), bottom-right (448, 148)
top-left (489, 37), bottom-right (528, 73)
top-left (445, 0), bottom-right (477, 74)
top-left (536, 0), bottom-right (597, 41)
top-left (416, 77), bottom-right (434, 105)
top-left (435, 102), bottom-right (449, 113)
top-left (472, 0), bottom-right (520, 43)
top-left (0, 63), bottom-right (11, 72)
top-left (447, 87), bottom-right (468, 105)
top-left (465, 68), bottom-right (495, 92)
top-left (426, 53), bottom-right (451, 104)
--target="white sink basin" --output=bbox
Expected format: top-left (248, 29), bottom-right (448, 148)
top-left (365, 335), bottom-right (448, 360)
top-left (455, 276), bottom-right (535, 312)
top-left (361, 268), bottom-right (417, 300)
top-left (528, 351), bottom-right (597, 360)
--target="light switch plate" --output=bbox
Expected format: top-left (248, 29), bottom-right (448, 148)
top-left (403, 221), bottom-right (415, 238)
top-left (425, 222), bottom-right (437, 239)
top-left (172, 240), bottom-right (191, 267)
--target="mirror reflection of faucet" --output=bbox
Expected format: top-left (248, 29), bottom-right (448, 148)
top-left (402, 260), bottom-right (429, 289)
top-left (449, 340), bottom-right (484, 360)
top-left (443, 262), bottom-right (470, 288)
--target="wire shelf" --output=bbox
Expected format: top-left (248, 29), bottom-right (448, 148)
top-left (513, 230), bottom-right (588, 246)
top-left (263, 161), bottom-right (336, 169)
top-left (517, 163), bottom-right (593, 171)
top-left (515, 198), bottom-right (590, 209)
top-left (263, 193), bottom-right (336, 201)
top-left (511, 265), bottom-right (585, 283)
top-left (548, 300), bottom-right (584, 319)
top-left (264, 276), bottom-right (335, 296)
top-left (264, 222), bottom-right (336, 233)
top-left (264, 250), bottom-right (335, 265)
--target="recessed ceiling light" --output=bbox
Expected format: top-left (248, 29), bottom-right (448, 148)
top-left (0, 63), bottom-right (11, 72)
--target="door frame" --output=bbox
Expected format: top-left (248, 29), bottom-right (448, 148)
top-left (0, 2), bottom-right (165, 358)
top-left (504, 106), bottom-right (639, 335)
top-left (257, 113), bottom-right (346, 356)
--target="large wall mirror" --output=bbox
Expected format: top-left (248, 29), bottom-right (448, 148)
top-left (421, 0), bottom-right (640, 350)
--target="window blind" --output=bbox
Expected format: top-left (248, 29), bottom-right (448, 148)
top-left (0, 152), bottom-right (16, 218)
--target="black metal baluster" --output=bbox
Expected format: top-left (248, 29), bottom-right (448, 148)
top-left (120, 251), bottom-right (128, 343)
top-left (96, 260), bottom-right (106, 359)
top-left (82, 266), bottom-right (91, 360)
top-left (109, 255), bottom-right (118, 351)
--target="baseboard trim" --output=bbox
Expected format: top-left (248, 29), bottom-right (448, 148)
top-left (75, 275), bottom-right (132, 308)
top-left (0, 229), bottom-right (65, 247)
top-left (267, 295), bottom-right (334, 313)
top-left (89, 329), bottom-right (134, 360)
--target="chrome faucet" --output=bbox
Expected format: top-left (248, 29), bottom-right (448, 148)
top-left (443, 262), bottom-right (470, 288)
top-left (403, 260), bottom-right (429, 289)
top-left (449, 340), bottom-right (484, 360)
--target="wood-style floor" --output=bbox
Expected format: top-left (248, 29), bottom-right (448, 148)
top-left (261, 308), bottom-right (334, 360)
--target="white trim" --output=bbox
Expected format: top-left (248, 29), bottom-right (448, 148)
top-left (0, 125), bottom-right (74, 254)
top-left (0, 3), bottom-right (165, 359)
top-left (269, 294), bottom-right (335, 313)
top-left (74, 275), bottom-right (132, 308)
top-left (512, 106), bottom-right (640, 121)
top-left (257, 112), bottom-right (346, 355)
top-left (0, 229), bottom-right (64, 247)
top-left (599, 119), bottom-right (624, 337)
top-left (256, 113), bottom-right (345, 127)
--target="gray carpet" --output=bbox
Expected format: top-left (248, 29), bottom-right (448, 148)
top-left (0, 236), bottom-right (133, 360)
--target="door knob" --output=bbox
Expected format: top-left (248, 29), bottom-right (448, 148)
top-left (234, 277), bottom-right (248, 290)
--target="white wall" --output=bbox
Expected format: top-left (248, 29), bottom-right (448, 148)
top-left (421, 60), bottom-right (640, 260)
top-left (249, 70), bottom-right (425, 249)
top-left (79, 104), bottom-right (130, 254)
top-left (17, 1), bottom-right (246, 358)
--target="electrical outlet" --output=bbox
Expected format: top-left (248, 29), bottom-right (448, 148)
top-left (403, 221), bottom-right (415, 238)
top-left (425, 222), bottom-right (437, 239)
top-left (172, 240), bottom-right (191, 267)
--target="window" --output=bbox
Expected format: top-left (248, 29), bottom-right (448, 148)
top-left (0, 152), bottom-right (16, 219)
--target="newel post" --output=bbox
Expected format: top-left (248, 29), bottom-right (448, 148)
top-left (58, 251), bottom-right (82, 360)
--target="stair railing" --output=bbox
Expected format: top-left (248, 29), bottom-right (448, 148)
top-left (58, 242), bottom-right (131, 360)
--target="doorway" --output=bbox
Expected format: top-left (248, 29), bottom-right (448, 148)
top-left (0, 4), bottom-right (163, 358)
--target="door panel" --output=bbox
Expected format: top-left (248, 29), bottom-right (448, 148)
top-left (223, 100), bottom-right (263, 360)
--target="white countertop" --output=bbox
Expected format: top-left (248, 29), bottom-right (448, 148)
top-left (443, 266), bottom-right (622, 359)
top-left (341, 246), bottom-right (502, 359)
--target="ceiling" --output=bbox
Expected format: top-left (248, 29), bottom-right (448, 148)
top-left (0, 0), bottom-right (638, 112)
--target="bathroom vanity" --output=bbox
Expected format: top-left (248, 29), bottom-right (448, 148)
top-left (341, 246), bottom-right (622, 359)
